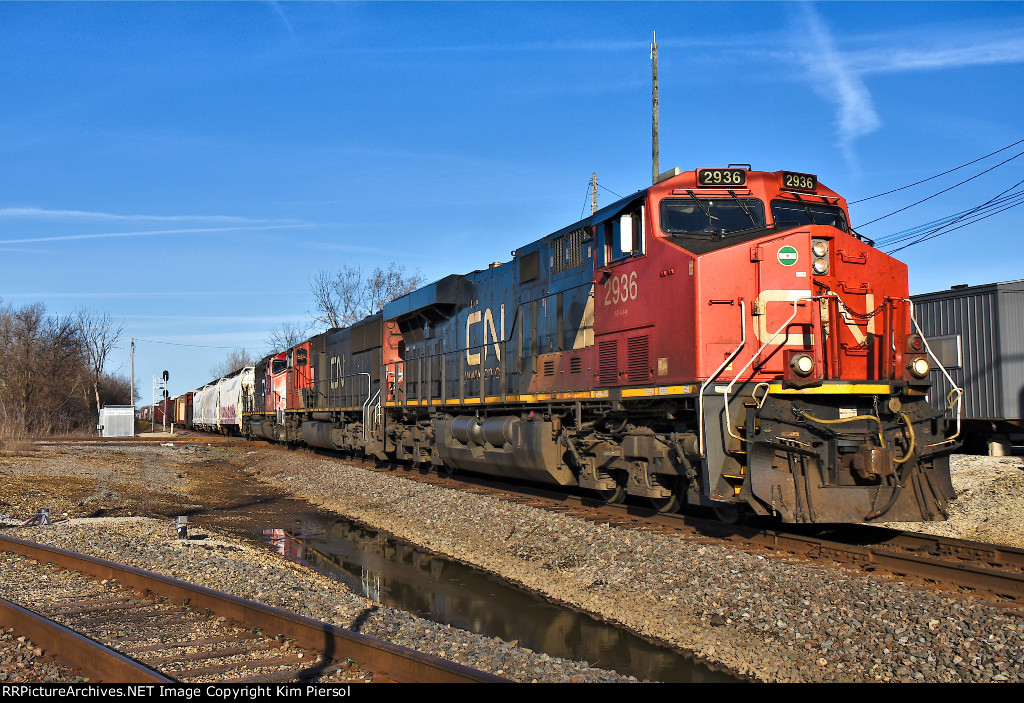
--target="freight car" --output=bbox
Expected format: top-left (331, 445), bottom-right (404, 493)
top-left (184, 366), bottom-right (253, 435)
top-left (198, 166), bottom-right (962, 524)
top-left (912, 279), bottom-right (1024, 455)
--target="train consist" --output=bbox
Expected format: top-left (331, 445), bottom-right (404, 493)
top-left (179, 166), bottom-right (962, 523)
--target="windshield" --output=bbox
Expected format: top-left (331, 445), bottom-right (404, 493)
top-left (771, 200), bottom-right (848, 232)
top-left (271, 359), bottom-right (287, 374)
top-left (660, 198), bottom-right (765, 235)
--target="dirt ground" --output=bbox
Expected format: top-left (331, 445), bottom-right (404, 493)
top-left (0, 439), bottom-right (326, 538)
top-left (2, 438), bottom-right (1022, 549)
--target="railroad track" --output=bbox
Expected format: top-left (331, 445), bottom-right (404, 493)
top-left (0, 534), bottom-right (504, 684)
top-left (36, 435), bottom-right (258, 446)
top-left (347, 456), bottom-right (1024, 608)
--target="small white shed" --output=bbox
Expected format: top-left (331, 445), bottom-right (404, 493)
top-left (99, 405), bottom-right (135, 437)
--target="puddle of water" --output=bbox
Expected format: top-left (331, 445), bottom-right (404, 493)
top-left (264, 518), bottom-right (738, 682)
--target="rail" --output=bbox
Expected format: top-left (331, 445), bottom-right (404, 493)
top-left (0, 598), bottom-right (172, 683)
top-left (0, 535), bottom-right (507, 683)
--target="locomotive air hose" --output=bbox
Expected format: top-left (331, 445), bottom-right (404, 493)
top-left (893, 413), bottom-right (916, 465)
top-left (865, 475), bottom-right (902, 520)
top-left (794, 410), bottom-right (885, 446)
top-left (795, 410), bottom-right (916, 464)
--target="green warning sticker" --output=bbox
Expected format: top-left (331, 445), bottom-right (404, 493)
top-left (777, 245), bottom-right (799, 266)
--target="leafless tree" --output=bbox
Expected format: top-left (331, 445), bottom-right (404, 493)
top-left (310, 263), bottom-right (424, 328)
top-left (0, 301), bottom-right (88, 437)
top-left (74, 309), bottom-right (126, 420)
top-left (210, 347), bottom-right (258, 379)
top-left (266, 320), bottom-right (313, 352)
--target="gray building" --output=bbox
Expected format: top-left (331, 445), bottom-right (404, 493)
top-left (912, 279), bottom-right (1024, 453)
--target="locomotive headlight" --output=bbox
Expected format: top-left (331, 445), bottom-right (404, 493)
top-left (908, 356), bottom-right (930, 378)
top-left (790, 354), bottom-right (815, 377)
top-left (811, 238), bottom-right (829, 275)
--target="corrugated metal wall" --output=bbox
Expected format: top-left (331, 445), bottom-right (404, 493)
top-left (997, 290), bottom-right (1024, 422)
top-left (913, 281), bottom-right (1024, 421)
top-left (100, 406), bottom-right (135, 437)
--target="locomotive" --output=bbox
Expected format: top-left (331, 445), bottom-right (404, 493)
top-left (189, 166), bottom-right (962, 524)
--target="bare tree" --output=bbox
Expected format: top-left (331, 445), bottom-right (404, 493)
top-left (0, 301), bottom-right (88, 437)
top-left (266, 320), bottom-right (313, 352)
top-left (310, 263), bottom-right (424, 328)
top-left (210, 348), bottom-right (258, 379)
top-left (74, 310), bottom-right (125, 420)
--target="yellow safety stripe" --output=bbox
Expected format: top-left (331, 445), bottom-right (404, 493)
top-left (245, 381), bottom-right (901, 412)
top-left (766, 383), bottom-right (892, 395)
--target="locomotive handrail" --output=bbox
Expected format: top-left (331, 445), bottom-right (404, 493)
top-left (720, 296), bottom-right (813, 444)
top-left (698, 300), bottom-right (747, 458)
top-left (904, 298), bottom-right (963, 447)
top-left (360, 372), bottom-right (372, 440)
top-left (385, 337), bottom-right (512, 408)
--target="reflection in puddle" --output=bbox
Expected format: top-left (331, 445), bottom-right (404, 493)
top-left (264, 519), bottom-right (737, 682)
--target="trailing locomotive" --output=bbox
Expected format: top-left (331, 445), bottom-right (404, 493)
top-left (187, 166), bottom-right (962, 523)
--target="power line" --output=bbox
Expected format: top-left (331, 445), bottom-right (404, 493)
top-left (858, 148), bottom-right (1024, 228)
top-left (134, 337), bottom-right (239, 350)
top-left (882, 178), bottom-right (1024, 254)
top-left (875, 189), bottom-right (1024, 248)
top-left (598, 183), bottom-right (624, 199)
top-left (850, 138), bottom-right (1024, 204)
top-left (579, 181), bottom-right (593, 220)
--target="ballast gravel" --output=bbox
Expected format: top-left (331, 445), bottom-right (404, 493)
top-left (1, 442), bottom-right (1023, 683)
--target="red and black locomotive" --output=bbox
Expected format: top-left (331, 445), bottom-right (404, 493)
top-left (194, 166), bottom-right (961, 523)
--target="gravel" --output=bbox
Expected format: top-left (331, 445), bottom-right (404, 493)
top-left (2, 442), bottom-right (1023, 682)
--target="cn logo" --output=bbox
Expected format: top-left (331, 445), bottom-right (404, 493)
top-left (465, 305), bottom-right (505, 366)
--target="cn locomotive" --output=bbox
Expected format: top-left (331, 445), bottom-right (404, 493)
top-left (185, 166), bottom-right (962, 524)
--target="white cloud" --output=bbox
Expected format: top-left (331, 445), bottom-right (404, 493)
top-left (798, 6), bottom-right (881, 165)
top-left (0, 207), bottom-right (302, 224)
top-left (794, 10), bottom-right (1024, 164)
top-left (0, 223), bottom-right (319, 245)
top-left (849, 29), bottom-right (1024, 75)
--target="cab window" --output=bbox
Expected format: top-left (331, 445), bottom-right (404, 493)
top-left (660, 198), bottom-right (765, 236)
top-left (771, 200), bottom-right (848, 232)
top-left (600, 205), bottom-right (645, 266)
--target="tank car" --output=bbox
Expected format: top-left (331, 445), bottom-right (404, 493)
top-left (237, 166), bottom-right (961, 524)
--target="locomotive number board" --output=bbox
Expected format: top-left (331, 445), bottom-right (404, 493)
top-left (696, 168), bottom-right (746, 187)
top-left (781, 171), bottom-right (818, 192)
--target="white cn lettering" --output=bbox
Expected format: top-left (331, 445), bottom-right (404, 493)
top-left (329, 356), bottom-right (340, 390)
top-left (465, 305), bottom-right (505, 367)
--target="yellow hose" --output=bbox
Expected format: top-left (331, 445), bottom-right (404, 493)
top-left (798, 411), bottom-right (915, 464)
top-left (893, 413), bottom-right (916, 465)
top-left (798, 411), bottom-right (884, 446)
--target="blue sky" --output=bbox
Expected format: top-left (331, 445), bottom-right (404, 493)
top-left (1, 1), bottom-right (1022, 397)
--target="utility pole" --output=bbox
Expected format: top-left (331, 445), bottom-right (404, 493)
top-left (651, 31), bottom-right (659, 184)
top-left (591, 172), bottom-right (598, 214)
